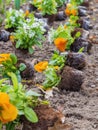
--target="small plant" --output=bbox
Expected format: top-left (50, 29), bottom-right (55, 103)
top-left (48, 23), bottom-right (81, 51)
top-left (33, 0), bottom-right (57, 15)
top-left (42, 66), bottom-right (61, 90)
top-left (34, 61), bottom-right (61, 90)
top-left (65, 3), bottom-right (78, 16)
top-left (34, 54), bottom-right (65, 90)
top-left (40, 0), bottom-right (57, 15)
top-left (0, 53), bottom-right (26, 81)
top-left (68, 15), bottom-right (80, 27)
top-left (70, 0), bottom-right (84, 5)
top-left (48, 25), bottom-right (74, 51)
top-left (0, 72), bottom-right (40, 130)
top-left (13, 16), bottom-right (45, 54)
top-left (5, 8), bottom-right (24, 29)
top-left (33, 0), bottom-right (67, 14)
top-left (49, 51), bottom-right (65, 69)
top-left (42, 52), bottom-right (66, 90)
top-left (32, 0), bottom-right (42, 8)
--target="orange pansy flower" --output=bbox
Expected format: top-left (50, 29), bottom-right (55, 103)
top-left (34, 61), bottom-right (48, 73)
top-left (71, 9), bottom-right (77, 16)
top-left (65, 8), bottom-right (71, 16)
top-left (65, 3), bottom-right (72, 16)
top-left (0, 54), bottom-right (11, 64)
top-left (0, 92), bottom-right (18, 124)
top-left (65, 3), bottom-right (77, 16)
top-left (54, 38), bottom-right (67, 52)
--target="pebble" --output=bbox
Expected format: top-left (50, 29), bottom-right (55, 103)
top-left (92, 124), bottom-right (97, 129)
top-left (91, 85), bottom-right (96, 88)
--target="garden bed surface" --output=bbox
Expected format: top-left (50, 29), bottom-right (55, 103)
top-left (0, 0), bottom-right (98, 130)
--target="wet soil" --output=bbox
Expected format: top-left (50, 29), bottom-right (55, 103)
top-left (0, 0), bottom-right (98, 130)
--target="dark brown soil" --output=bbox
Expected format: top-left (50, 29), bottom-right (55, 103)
top-left (66, 52), bottom-right (86, 70)
top-left (70, 37), bottom-right (92, 53)
top-left (58, 66), bottom-right (84, 91)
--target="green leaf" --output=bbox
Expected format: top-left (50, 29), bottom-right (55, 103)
top-left (78, 47), bottom-right (84, 53)
top-left (10, 54), bottom-right (17, 64)
top-left (26, 90), bottom-right (41, 97)
top-left (28, 47), bottom-right (34, 54)
top-left (19, 63), bottom-right (26, 71)
top-left (0, 85), bottom-right (12, 92)
top-left (7, 72), bottom-right (18, 90)
top-left (24, 107), bottom-right (38, 123)
top-left (75, 32), bottom-right (81, 39)
top-left (0, 78), bottom-right (6, 86)
top-left (16, 42), bottom-right (20, 48)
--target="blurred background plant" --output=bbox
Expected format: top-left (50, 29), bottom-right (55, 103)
top-left (32, 0), bottom-right (67, 15)
top-left (0, 0), bottom-right (23, 26)
top-left (5, 8), bottom-right (25, 29)
top-left (33, 0), bottom-right (57, 15)
top-left (0, 53), bottom-right (26, 81)
top-left (13, 15), bottom-right (45, 54)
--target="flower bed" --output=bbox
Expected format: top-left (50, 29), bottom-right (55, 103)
top-left (0, 0), bottom-right (96, 130)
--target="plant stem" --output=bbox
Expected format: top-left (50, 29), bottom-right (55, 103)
top-left (15, 0), bottom-right (20, 10)
top-left (0, 122), bottom-right (2, 130)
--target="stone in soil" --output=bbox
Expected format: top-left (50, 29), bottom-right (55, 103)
top-left (70, 37), bottom-right (92, 54)
top-left (66, 52), bottom-right (86, 70)
top-left (78, 7), bottom-right (88, 17)
top-left (55, 11), bottom-right (67, 21)
top-left (0, 30), bottom-right (10, 42)
top-left (80, 0), bottom-right (89, 7)
top-left (71, 28), bottom-right (89, 39)
top-left (77, 18), bottom-right (93, 30)
top-left (58, 66), bottom-right (84, 91)
top-left (23, 3), bottom-right (37, 12)
top-left (46, 14), bottom-right (56, 25)
top-left (17, 59), bottom-right (34, 79)
top-left (34, 13), bottom-right (43, 19)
